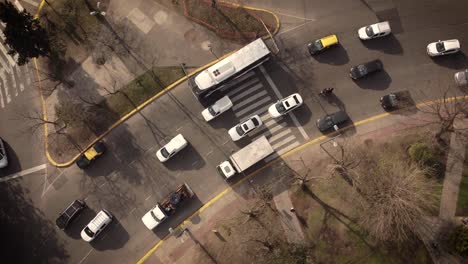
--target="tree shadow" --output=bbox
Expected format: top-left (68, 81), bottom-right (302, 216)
top-left (352, 70), bottom-right (392, 90)
top-left (312, 44), bottom-right (350, 65)
top-left (0, 139), bottom-right (22, 177)
top-left (431, 52), bottom-right (468, 70)
top-left (361, 34), bottom-right (403, 55)
top-left (0, 180), bottom-right (69, 263)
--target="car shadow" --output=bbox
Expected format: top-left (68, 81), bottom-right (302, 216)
top-left (386, 90), bottom-right (418, 116)
top-left (207, 110), bottom-right (237, 130)
top-left (91, 216), bottom-right (129, 251)
top-left (352, 70), bottom-right (392, 90)
top-left (312, 44), bottom-right (350, 65)
top-left (0, 140), bottom-right (21, 177)
top-left (152, 194), bottom-right (203, 239)
top-left (163, 143), bottom-right (205, 170)
top-left (431, 52), bottom-right (468, 70)
top-left (64, 207), bottom-right (97, 240)
top-left (288, 103), bottom-right (313, 126)
top-left (361, 34), bottom-right (403, 54)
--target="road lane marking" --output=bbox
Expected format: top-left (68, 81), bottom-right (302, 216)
top-left (42, 167), bottom-right (66, 197)
top-left (11, 66), bottom-right (18, 96)
top-left (130, 208), bottom-right (136, 214)
top-left (227, 77), bottom-right (260, 98)
top-left (232, 90), bottom-right (268, 110)
top-left (230, 82), bottom-right (263, 102)
top-left (269, 130), bottom-right (293, 144)
top-left (22, 0), bottom-right (39, 7)
top-left (0, 41), bottom-right (16, 66)
top-left (14, 0), bottom-right (24, 11)
top-left (205, 150), bottom-right (213, 156)
top-left (234, 97), bottom-right (271, 117)
top-left (0, 80), bottom-right (4, 108)
top-left (276, 141), bottom-right (301, 156)
top-left (0, 70), bottom-right (11, 103)
top-left (145, 194), bottom-right (152, 201)
top-left (259, 65), bottom-right (309, 140)
top-left (78, 249), bottom-right (94, 264)
top-left (0, 164), bottom-right (47, 183)
top-left (267, 122), bottom-right (288, 134)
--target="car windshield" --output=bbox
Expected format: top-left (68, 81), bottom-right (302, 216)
top-left (251, 118), bottom-right (259, 126)
top-left (84, 227), bottom-right (95, 237)
top-left (0, 152), bottom-right (3, 159)
top-left (365, 26), bottom-right (374, 37)
top-left (313, 40), bottom-right (323, 50)
top-left (358, 65), bottom-right (368, 75)
top-left (275, 102), bottom-right (286, 113)
top-left (236, 125), bottom-right (244, 136)
top-left (150, 210), bottom-right (162, 221)
top-left (207, 106), bottom-right (219, 116)
top-left (436, 42), bottom-right (445, 52)
top-left (160, 147), bottom-right (171, 158)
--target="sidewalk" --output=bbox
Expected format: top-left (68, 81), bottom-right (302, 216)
top-left (138, 110), bottom-right (462, 263)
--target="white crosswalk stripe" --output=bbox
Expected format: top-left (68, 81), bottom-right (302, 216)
top-left (0, 80), bottom-right (4, 108)
top-left (0, 70), bottom-right (11, 103)
top-left (226, 69), bottom-right (304, 156)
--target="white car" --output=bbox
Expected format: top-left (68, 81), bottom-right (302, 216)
top-left (268, 93), bottom-right (303, 118)
top-left (201, 96), bottom-right (233, 121)
top-left (80, 210), bottom-right (113, 242)
top-left (455, 69), bottom-right (468, 87)
top-left (427, 39), bottom-right (460, 57)
top-left (156, 134), bottom-right (188, 162)
top-left (228, 115), bottom-right (263, 141)
top-left (358, 21), bottom-right (391, 40)
top-left (142, 204), bottom-right (167, 230)
top-left (0, 138), bottom-right (7, 168)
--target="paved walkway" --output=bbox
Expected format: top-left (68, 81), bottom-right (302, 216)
top-left (272, 188), bottom-right (305, 243)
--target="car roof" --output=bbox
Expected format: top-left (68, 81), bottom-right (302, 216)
top-left (87, 211), bottom-right (111, 232)
top-left (443, 39), bottom-right (460, 50)
top-left (321, 34), bottom-right (338, 47)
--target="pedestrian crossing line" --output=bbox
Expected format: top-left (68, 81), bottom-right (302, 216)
top-left (249, 126), bottom-right (269, 138)
top-left (235, 97), bottom-right (272, 118)
top-left (260, 113), bottom-right (283, 124)
top-left (267, 122), bottom-right (288, 134)
top-left (22, 65), bottom-right (32, 87)
top-left (0, 80), bottom-right (4, 108)
top-left (230, 82), bottom-right (263, 102)
top-left (12, 66), bottom-right (19, 96)
top-left (271, 135), bottom-right (297, 150)
top-left (0, 70), bottom-right (11, 103)
top-left (264, 118), bottom-right (283, 127)
top-left (276, 141), bottom-right (301, 156)
top-left (15, 66), bottom-right (24, 92)
top-left (0, 41), bottom-right (16, 66)
top-left (269, 129), bottom-right (293, 144)
top-left (232, 90), bottom-right (268, 111)
top-left (227, 77), bottom-right (260, 98)
top-left (22, 0), bottom-right (39, 7)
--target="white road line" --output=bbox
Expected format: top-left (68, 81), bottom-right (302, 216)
top-left (99, 182), bottom-right (107, 188)
top-left (129, 208), bottom-right (136, 214)
top-left (230, 82), bottom-right (263, 102)
top-left (22, 66), bottom-right (32, 86)
top-left (0, 81), bottom-right (4, 108)
top-left (232, 90), bottom-right (268, 110)
top-left (272, 135), bottom-right (297, 149)
top-left (249, 127), bottom-right (269, 138)
top-left (234, 97), bottom-right (271, 117)
top-left (227, 78), bottom-right (260, 97)
top-left (42, 168), bottom-right (66, 197)
top-left (269, 129), bottom-right (293, 143)
top-left (175, 126), bottom-right (183, 131)
top-left (206, 150), bottom-right (213, 156)
top-left (259, 66), bottom-right (309, 140)
top-left (78, 249), bottom-right (94, 264)
top-left (14, 1), bottom-right (25, 11)
top-left (0, 164), bottom-right (47, 183)
top-left (145, 194), bottom-right (152, 201)
top-left (264, 118), bottom-right (280, 127)
top-left (11, 66), bottom-right (18, 96)
top-left (268, 123), bottom-right (289, 134)
top-left (14, 66), bottom-right (24, 92)
top-left (0, 70), bottom-right (11, 103)
top-left (22, 0), bottom-right (39, 7)
top-left (0, 41), bottom-right (16, 66)
top-left (191, 161), bottom-right (199, 166)
top-left (276, 141), bottom-right (301, 156)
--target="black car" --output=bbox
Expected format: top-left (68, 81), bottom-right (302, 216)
top-left (380, 93), bottom-right (399, 110)
top-left (56, 199), bottom-right (86, 230)
top-left (316, 110), bottom-right (349, 132)
top-left (349, 59), bottom-right (383, 79)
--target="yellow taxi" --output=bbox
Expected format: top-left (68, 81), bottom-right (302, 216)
top-left (307, 34), bottom-right (339, 55)
top-left (76, 141), bottom-right (106, 169)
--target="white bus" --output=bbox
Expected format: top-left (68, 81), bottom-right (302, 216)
top-left (189, 39), bottom-right (271, 105)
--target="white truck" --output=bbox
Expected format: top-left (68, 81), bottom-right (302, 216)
top-left (217, 136), bottom-right (274, 179)
top-left (142, 183), bottom-right (194, 230)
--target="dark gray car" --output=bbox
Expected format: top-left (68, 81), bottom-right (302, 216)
top-left (455, 69), bottom-right (468, 87)
top-left (316, 111), bottom-right (349, 132)
top-left (349, 59), bottom-right (383, 79)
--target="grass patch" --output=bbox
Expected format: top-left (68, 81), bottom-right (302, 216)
top-left (102, 66), bottom-right (186, 117)
top-left (456, 147), bottom-right (468, 216)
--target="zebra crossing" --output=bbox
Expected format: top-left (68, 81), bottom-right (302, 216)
top-left (226, 70), bottom-right (303, 162)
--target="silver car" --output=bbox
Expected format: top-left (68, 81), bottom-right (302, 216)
top-left (0, 138), bottom-right (8, 168)
top-left (455, 69), bottom-right (468, 87)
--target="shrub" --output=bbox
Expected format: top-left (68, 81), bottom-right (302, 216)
top-left (409, 143), bottom-right (436, 165)
top-left (449, 225), bottom-right (468, 256)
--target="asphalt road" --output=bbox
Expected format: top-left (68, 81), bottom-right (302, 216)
top-left (2, 0), bottom-right (468, 263)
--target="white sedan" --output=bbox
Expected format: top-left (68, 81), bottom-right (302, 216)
top-left (0, 138), bottom-right (7, 168)
top-left (268, 93), bottom-right (303, 118)
top-left (427, 39), bottom-right (460, 57)
top-left (156, 134), bottom-right (188, 162)
top-left (201, 96), bottom-right (233, 122)
top-left (358, 21), bottom-right (391, 40)
top-left (228, 115), bottom-right (263, 141)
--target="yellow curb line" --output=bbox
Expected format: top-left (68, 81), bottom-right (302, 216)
top-left (136, 95), bottom-right (468, 263)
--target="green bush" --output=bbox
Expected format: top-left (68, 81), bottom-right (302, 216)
top-left (449, 225), bottom-right (468, 256)
top-left (408, 143), bottom-right (439, 167)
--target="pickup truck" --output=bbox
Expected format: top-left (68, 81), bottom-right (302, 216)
top-left (56, 199), bottom-right (86, 230)
top-left (142, 183), bottom-right (194, 230)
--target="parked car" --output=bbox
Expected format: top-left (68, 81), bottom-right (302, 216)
top-left (156, 134), bottom-right (188, 162)
top-left (358, 21), bottom-right (391, 40)
top-left (349, 59), bottom-right (383, 80)
top-left (0, 138), bottom-right (8, 169)
top-left (56, 199), bottom-right (86, 230)
top-left (316, 110), bottom-right (349, 132)
top-left (380, 93), bottom-right (399, 110)
top-left (307, 34), bottom-right (339, 55)
top-left (201, 96), bottom-right (233, 122)
top-left (80, 210), bottom-right (113, 242)
top-left (228, 115), bottom-right (263, 141)
top-left (426, 39), bottom-right (460, 57)
top-left (455, 69), bottom-right (468, 87)
top-left (76, 142), bottom-right (106, 169)
top-left (268, 93), bottom-right (303, 118)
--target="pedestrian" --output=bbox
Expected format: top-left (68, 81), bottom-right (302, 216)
top-left (290, 207), bottom-right (295, 213)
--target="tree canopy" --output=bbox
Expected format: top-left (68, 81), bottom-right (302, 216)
top-left (0, 1), bottom-right (50, 65)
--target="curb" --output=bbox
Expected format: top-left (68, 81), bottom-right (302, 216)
top-left (33, 0), bottom-right (280, 167)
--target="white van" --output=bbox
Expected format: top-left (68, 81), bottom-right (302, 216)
top-left (80, 210), bottom-right (113, 242)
